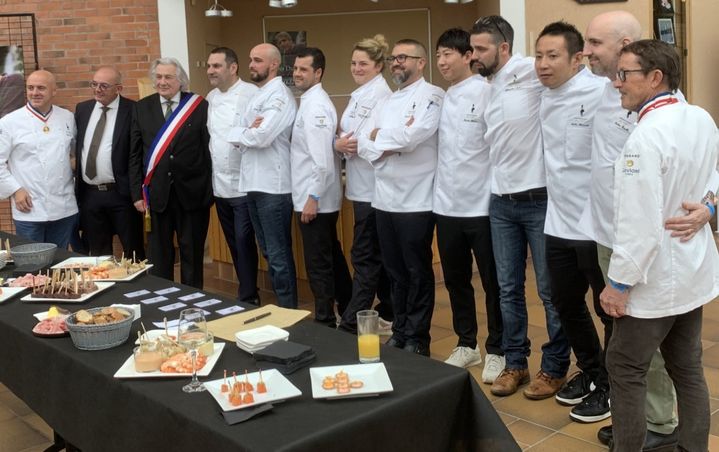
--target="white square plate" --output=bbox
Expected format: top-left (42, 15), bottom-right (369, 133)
top-left (205, 368), bottom-right (301, 411)
top-left (309, 362), bottom-right (393, 399)
top-left (0, 287), bottom-right (28, 303)
top-left (21, 281), bottom-right (116, 304)
top-left (235, 325), bottom-right (289, 347)
top-left (51, 256), bottom-right (113, 269)
top-left (113, 343), bottom-right (225, 379)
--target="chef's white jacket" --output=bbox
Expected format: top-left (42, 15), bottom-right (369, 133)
top-left (433, 75), bottom-right (492, 217)
top-left (484, 54), bottom-right (545, 195)
top-left (207, 79), bottom-right (258, 198)
top-left (227, 76), bottom-right (297, 194)
top-left (358, 77), bottom-right (444, 213)
top-left (290, 83), bottom-right (341, 213)
top-left (340, 74), bottom-right (392, 203)
top-left (0, 105), bottom-right (78, 221)
top-left (540, 67), bottom-right (606, 240)
top-left (608, 98), bottom-right (719, 318)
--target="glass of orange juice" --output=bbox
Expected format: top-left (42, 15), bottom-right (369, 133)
top-left (357, 310), bottom-right (380, 363)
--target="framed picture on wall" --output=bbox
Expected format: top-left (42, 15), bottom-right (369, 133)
top-left (655, 0), bottom-right (674, 14)
top-left (658, 18), bottom-right (676, 45)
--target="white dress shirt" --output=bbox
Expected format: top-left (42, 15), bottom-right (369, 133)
top-left (608, 98), bottom-right (719, 318)
top-left (540, 67), bottom-right (606, 240)
top-left (484, 54), bottom-right (545, 195)
top-left (227, 76), bottom-right (297, 194)
top-left (207, 79), bottom-right (258, 198)
top-left (0, 104), bottom-right (78, 221)
top-left (358, 77), bottom-right (444, 213)
top-left (340, 74), bottom-right (392, 202)
top-left (290, 83), bottom-right (341, 212)
top-left (433, 75), bottom-right (492, 217)
top-left (81, 95), bottom-right (119, 185)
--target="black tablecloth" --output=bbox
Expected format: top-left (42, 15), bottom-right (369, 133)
top-left (0, 233), bottom-right (519, 452)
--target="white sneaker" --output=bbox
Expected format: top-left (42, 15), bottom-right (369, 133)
top-left (377, 318), bottom-right (393, 336)
top-left (482, 354), bottom-right (506, 384)
top-left (444, 346), bottom-right (482, 368)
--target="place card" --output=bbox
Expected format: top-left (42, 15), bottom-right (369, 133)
top-left (158, 302), bottom-right (187, 312)
top-left (154, 287), bottom-right (181, 295)
top-left (194, 298), bottom-right (222, 308)
top-left (178, 292), bottom-right (205, 301)
top-left (153, 318), bottom-right (181, 329)
top-left (216, 305), bottom-right (245, 316)
top-left (124, 289), bottom-right (151, 298)
top-left (140, 295), bottom-right (169, 305)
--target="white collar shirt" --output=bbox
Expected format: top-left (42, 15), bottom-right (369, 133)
top-left (358, 77), bottom-right (444, 212)
top-left (159, 91), bottom-right (181, 115)
top-left (207, 79), bottom-right (258, 198)
top-left (541, 67), bottom-right (606, 239)
top-left (0, 104), bottom-right (78, 221)
top-left (228, 76), bottom-right (297, 194)
top-left (290, 83), bottom-right (341, 212)
top-left (81, 95), bottom-right (120, 185)
top-left (340, 74), bottom-right (392, 202)
top-left (434, 75), bottom-right (492, 217)
top-left (484, 54), bottom-right (545, 194)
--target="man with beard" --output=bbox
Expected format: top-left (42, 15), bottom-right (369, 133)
top-left (358, 39), bottom-right (444, 356)
top-left (228, 43), bottom-right (298, 308)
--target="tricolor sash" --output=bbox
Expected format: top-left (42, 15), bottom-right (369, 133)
top-left (142, 92), bottom-right (204, 209)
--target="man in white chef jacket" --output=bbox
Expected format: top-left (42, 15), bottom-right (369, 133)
top-left (228, 43), bottom-right (298, 309)
top-left (206, 47), bottom-right (260, 305)
top-left (535, 21), bottom-right (611, 424)
top-left (433, 28), bottom-right (504, 382)
top-left (358, 39), bottom-right (444, 356)
top-left (0, 70), bottom-right (78, 249)
top-left (470, 16), bottom-right (569, 399)
top-left (599, 38), bottom-right (719, 452)
top-left (290, 47), bottom-right (352, 324)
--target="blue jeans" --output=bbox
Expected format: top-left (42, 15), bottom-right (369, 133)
top-left (245, 192), bottom-right (297, 308)
top-left (14, 213), bottom-right (78, 250)
top-left (489, 195), bottom-right (569, 377)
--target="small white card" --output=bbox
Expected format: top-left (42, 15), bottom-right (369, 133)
top-left (140, 295), bottom-right (169, 305)
top-left (158, 302), bottom-right (187, 312)
top-left (200, 309), bottom-right (211, 316)
top-left (193, 298), bottom-right (222, 308)
top-left (124, 289), bottom-right (151, 298)
top-left (152, 319), bottom-right (181, 329)
top-left (154, 287), bottom-right (181, 295)
top-left (178, 292), bottom-right (205, 301)
top-left (216, 305), bottom-right (245, 316)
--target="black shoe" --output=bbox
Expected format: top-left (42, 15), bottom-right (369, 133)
top-left (603, 426), bottom-right (678, 451)
top-left (597, 425), bottom-right (612, 445)
top-left (569, 387), bottom-right (610, 423)
top-left (556, 371), bottom-right (594, 406)
top-left (386, 335), bottom-right (405, 348)
top-left (403, 342), bottom-right (430, 356)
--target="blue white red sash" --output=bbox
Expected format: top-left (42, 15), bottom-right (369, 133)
top-left (142, 92), bottom-right (203, 207)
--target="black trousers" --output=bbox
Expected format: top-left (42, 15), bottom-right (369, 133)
top-left (436, 214), bottom-right (502, 354)
top-left (215, 196), bottom-right (259, 302)
top-left (339, 201), bottom-right (392, 333)
top-left (148, 188), bottom-right (210, 289)
top-left (376, 209), bottom-right (435, 347)
top-left (79, 185), bottom-right (145, 259)
top-left (298, 211), bottom-right (352, 323)
top-left (545, 234), bottom-right (611, 388)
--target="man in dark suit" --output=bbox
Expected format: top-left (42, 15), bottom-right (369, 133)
top-left (129, 58), bottom-right (213, 288)
top-left (75, 66), bottom-right (145, 259)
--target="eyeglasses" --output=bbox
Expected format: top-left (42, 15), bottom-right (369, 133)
top-left (90, 81), bottom-right (119, 91)
top-left (616, 69), bottom-right (644, 82)
top-left (474, 16), bottom-right (508, 43)
top-left (385, 54), bottom-right (422, 64)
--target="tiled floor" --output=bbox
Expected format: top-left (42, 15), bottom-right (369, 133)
top-left (2, 260), bottom-right (719, 451)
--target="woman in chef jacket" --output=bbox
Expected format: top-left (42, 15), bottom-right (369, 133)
top-left (336, 35), bottom-right (394, 334)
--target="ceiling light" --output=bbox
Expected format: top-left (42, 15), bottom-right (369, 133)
top-left (269, 0), bottom-right (282, 6)
top-left (205, 0), bottom-right (233, 17)
top-left (281, 0), bottom-right (297, 6)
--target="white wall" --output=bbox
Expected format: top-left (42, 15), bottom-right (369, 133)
top-left (157, 0), bottom-right (191, 79)
top-left (500, 0), bottom-right (526, 55)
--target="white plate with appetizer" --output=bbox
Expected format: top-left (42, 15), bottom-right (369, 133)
top-left (80, 260), bottom-right (153, 282)
top-left (309, 363), bottom-right (393, 399)
top-left (0, 286), bottom-right (28, 303)
top-left (21, 281), bottom-right (116, 303)
top-left (205, 368), bottom-right (301, 411)
top-left (6, 273), bottom-right (52, 288)
top-left (113, 343), bottom-right (225, 379)
top-left (51, 256), bottom-right (113, 269)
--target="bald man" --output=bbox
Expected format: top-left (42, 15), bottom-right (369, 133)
top-left (75, 66), bottom-right (144, 258)
top-left (0, 70), bottom-right (78, 249)
top-left (228, 43), bottom-right (299, 308)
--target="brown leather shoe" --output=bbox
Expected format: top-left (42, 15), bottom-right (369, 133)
top-left (523, 370), bottom-right (566, 400)
top-left (490, 368), bottom-right (530, 396)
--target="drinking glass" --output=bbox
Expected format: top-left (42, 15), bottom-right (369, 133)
top-left (177, 308), bottom-right (209, 393)
top-left (357, 310), bottom-right (380, 363)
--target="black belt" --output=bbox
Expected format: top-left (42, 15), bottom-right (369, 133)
top-left (498, 187), bottom-right (547, 201)
top-left (86, 183), bottom-right (115, 191)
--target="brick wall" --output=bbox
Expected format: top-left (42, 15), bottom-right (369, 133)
top-left (0, 0), bottom-right (162, 232)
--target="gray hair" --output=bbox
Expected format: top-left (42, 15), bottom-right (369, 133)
top-left (149, 57), bottom-right (189, 91)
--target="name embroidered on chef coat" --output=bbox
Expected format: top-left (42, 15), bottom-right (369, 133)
top-left (568, 117), bottom-right (591, 129)
top-left (263, 97), bottom-right (286, 113)
top-left (314, 115), bottom-right (329, 129)
top-left (613, 115), bottom-right (633, 134)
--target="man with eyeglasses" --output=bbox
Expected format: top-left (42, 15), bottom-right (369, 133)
top-left (358, 39), bottom-right (444, 356)
top-left (470, 16), bottom-right (570, 399)
top-left (74, 66), bottom-right (145, 259)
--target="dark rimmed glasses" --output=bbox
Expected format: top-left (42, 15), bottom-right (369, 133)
top-left (385, 54), bottom-right (422, 64)
top-left (616, 69), bottom-right (645, 82)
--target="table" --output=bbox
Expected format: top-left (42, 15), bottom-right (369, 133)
top-left (0, 233), bottom-right (518, 452)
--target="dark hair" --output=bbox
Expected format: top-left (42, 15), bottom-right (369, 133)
top-left (395, 38), bottom-right (428, 58)
top-left (620, 39), bottom-right (681, 91)
top-left (209, 47), bottom-right (239, 75)
top-left (295, 46), bottom-right (326, 80)
top-left (436, 28), bottom-right (471, 54)
top-left (471, 15), bottom-right (514, 52)
top-left (537, 21), bottom-right (584, 56)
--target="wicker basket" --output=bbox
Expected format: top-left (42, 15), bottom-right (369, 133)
top-left (66, 307), bottom-right (134, 350)
top-left (10, 243), bottom-right (57, 268)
